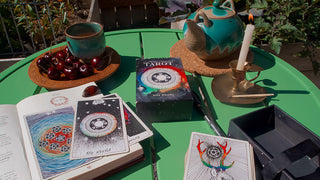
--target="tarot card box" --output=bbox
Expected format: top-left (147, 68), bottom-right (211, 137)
top-left (228, 105), bottom-right (320, 180)
top-left (136, 57), bottom-right (193, 122)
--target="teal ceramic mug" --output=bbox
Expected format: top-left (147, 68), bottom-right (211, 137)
top-left (65, 22), bottom-right (105, 63)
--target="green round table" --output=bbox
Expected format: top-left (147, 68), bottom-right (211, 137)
top-left (1, 28), bottom-right (320, 180)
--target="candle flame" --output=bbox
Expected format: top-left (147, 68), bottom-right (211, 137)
top-left (248, 13), bottom-right (254, 24)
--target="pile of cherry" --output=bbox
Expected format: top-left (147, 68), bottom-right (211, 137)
top-left (36, 46), bottom-right (106, 80)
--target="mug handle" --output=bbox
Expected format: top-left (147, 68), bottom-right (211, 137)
top-left (67, 41), bottom-right (74, 54)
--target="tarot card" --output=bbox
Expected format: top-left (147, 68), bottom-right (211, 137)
top-left (103, 93), bottom-right (153, 145)
top-left (184, 132), bottom-right (255, 180)
top-left (71, 98), bottom-right (129, 159)
top-left (24, 107), bottom-right (96, 180)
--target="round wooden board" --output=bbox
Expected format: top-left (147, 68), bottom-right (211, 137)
top-left (28, 45), bottom-right (121, 90)
top-left (170, 39), bottom-right (253, 77)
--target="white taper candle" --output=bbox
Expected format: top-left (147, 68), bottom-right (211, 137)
top-left (236, 24), bottom-right (255, 70)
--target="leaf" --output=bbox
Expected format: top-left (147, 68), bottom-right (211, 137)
top-left (171, 9), bottom-right (190, 17)
top-left (164, 0), bottom-right (188, 14)
top-left (254, 17), bottom-right (271, 29)
top-left (270, 37), bottom-right (282, 54)
top-left (14, 5), bottom-right (20, 14)
top-left (26, 4), bottom-right (32, 12)
top-left (280, 23), bottom-right (298, 31)
top-left (17, 22), bottom-right (25, 26)
top-left (63, 11), bottom-right (67, 23)
top-left (251, 0), bottom-right (268, 9)
top-left (278, 15), bottom-right (286, 21)
top-left (17, 15), bottom-right (26, 23)
top-left (60, 2), bottom-right (65, 11)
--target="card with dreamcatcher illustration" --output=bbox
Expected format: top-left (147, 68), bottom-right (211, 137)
top-left (70, 98), bottom-right (129, 159)
top-left (184, 132), bottom-right (255, 180)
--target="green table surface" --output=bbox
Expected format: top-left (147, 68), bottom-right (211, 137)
top-left (1, 28), bottom-right (320, 180)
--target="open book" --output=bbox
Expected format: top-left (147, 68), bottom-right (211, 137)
top-left (0, 82), bottom-right (150, 180)
top-left (184, 132), bottom-right (256, 180)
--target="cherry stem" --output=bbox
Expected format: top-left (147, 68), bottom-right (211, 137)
top-left (39, 66), bottom-right (48, 73)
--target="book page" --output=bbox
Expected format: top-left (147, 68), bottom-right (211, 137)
top-left (16, 82), bottom-right (103, 180)
top-left (0, 105), bottom-right (32, 180)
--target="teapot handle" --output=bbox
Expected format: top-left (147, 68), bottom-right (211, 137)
top-left (222, 0), bottom-right (235, 10)
top-left (194, 10), bottom-right (213, 27)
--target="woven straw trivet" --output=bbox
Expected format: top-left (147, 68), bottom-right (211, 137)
top-left (170, 39), bottom-right (253, 77)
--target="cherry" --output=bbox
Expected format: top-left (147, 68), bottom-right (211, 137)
top-left (56, 51), bottom-right (67, 60)
top-left (56, 60), bottom-right (65, 71)
top-left (44, 53), bottom-right (52, 61)
top-left (36, 57), bottom-right (45, 68)
top-left (73, 61), bottom-right (83, 69)
top-left (73, 61), bottom-right (84, 70)
top-left (82, 85), bottom-right (101, 97)
top-left (47, 67), bottom-right (61, 80)
top-left (91, 56), bottom-right (105, 70)
top-left (65, 56), bottom-right (76, 66)
top-left (63, 66), bottom-right (79, 80)
top-left (36, 57), bottom-right (50, 71)
top-left (79, 64), bottom-right (94, 77)
top-left (51, 57), bottom-right (59, 66)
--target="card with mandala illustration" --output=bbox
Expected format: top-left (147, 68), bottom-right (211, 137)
top-left (184, 132), bottom-right (255, 180)
top-left (24, 107), bottom-right (96, 179)
top-left (71, 98), bottom-right (129, 159)
top-left (103, 93), bottom-right (153, 145)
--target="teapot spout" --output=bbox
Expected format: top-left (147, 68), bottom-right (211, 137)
top-left (184, 19), bottom-right (206, 56)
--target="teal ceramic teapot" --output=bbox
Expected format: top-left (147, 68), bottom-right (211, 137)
top-left (183, 0), bottom-right (244, 61)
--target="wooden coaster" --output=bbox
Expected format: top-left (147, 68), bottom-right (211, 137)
top-left (170, 39), bottom-right (253, 77)
top-left (28, 45), bottom-right (121, 90)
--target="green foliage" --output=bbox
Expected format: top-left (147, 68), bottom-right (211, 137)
top-left (250, 0), bottom-right (320, 74)
top-left (0, 0), bottom-right (78, 56)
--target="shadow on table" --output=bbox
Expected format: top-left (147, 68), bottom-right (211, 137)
top-left (257, 79), bottom-right (310, 96)
top-left (254, 80), bottom-right (310, 106)
top-left (252, 47), bottom-right (276, 71)
top-left (264, 86), bottom-right (310, 99)
top-left (151, 128), bottom-right (170, 162)
top-left (97, 55), bottom-right (138, 94)
top-left (98, 139), bottom-right (154, 180)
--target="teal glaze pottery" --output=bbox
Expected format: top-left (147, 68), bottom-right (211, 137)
top-left (65, 22), bottom-right (105, 63)
top-left (183, 0), bottom-right (244, 61)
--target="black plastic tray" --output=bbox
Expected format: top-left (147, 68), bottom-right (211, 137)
top-left (228, 105), bottom-right (320, 180)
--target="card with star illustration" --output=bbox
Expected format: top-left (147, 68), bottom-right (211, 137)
top-left (71, 98), bottom-right (129, 159)
top-left (103, 93), bottom-right (153, 145)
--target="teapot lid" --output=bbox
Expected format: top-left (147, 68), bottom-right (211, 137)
top-left (202, 0), bottom-right (236, 19)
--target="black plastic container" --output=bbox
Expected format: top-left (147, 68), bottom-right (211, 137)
top-left (228, 105), bottom-right (320, 180)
